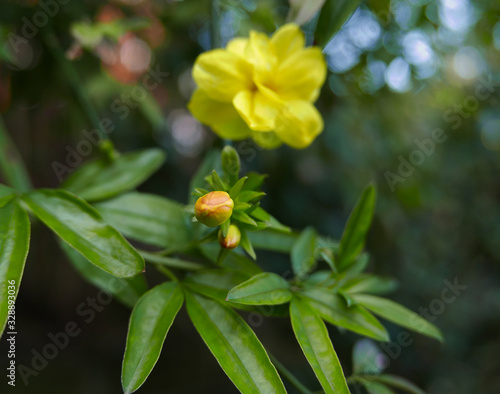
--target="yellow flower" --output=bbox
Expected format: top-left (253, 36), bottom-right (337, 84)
top-left (188, 24), bottom-right (327, 149)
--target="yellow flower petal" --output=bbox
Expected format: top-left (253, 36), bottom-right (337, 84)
top-left (274, 47), bottom-right (327, 102)
top-left (252, 131), bottom-right (283, 149)
top-left (270, 23), bottom-right (305, 62)
top-left (192, 49), bottom-right (253, 102)
top-left (188, 89), bottom-right (251, 140)
top-left (245, 31), bottom-right (277, 79)
top-left (274, 100), bottom-right (323, 149)
top-left (233, 90), bottom-right (282, 131)
top-left (226, 38), bottom-right (248, 56)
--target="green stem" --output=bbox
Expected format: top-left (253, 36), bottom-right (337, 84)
top-left (0, 116), bottom-right (32, 191)
top-left (154, 264), bottom-right (179, 282)
top-left (269, 354), bottom-right (314, 394)
top-left (42, 29), bottom-right (115, 156)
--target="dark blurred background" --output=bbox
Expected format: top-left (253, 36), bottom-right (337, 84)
top-left (0, 0), bottom-right (499, 393)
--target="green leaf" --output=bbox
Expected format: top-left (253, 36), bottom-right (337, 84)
top-left (60, 241), bottom-right (147, 308)
top-left (220, 219), bottom-right (230, 237)
top-left (185, 270), bottom-right (289, 317)
top-left (0, 184), bottom-right (16, 207)
top-left (291, 227), bottom-right (318, 278)
top-left (0, 201), bottom-right (30, 337)
top-left (236, 191), bottom-right (266, 203)
top-left (242, 172), bottom-right (267, 191)
top-left (240, 229), bottom-right (256, 259)
top-left (351, 294), bottom-right (443, 342)
top-left (122, 282), bottom-right (184, 394)
top-left (185, 269), bottom-right (250, 300)
top-left (138, 251), bottom-right (205, 271)
top-left (343, 275), bottom-right (398, 295)
top-left (374, 375), bottom-right (425, 394)
top-left (232, 210), bottom-right (258, 227)
top-left (250, 207), bottom-right (291, 233)
top-left (189, 149), bottom-right (221, 203)
top-left (23, 189), bottom-right (144, 278)
top-left (315, 0), bottom-right (363, 48)
top-left (184, 291), bottom-right (286, 393)
top-left (300, 288), bottom-right (389, 341)
top-left (290, 297), bottom-right (350, 394)
top-left (352, 339), bottom-right (385, 375)
top-left (229, 176), bottom-right (247, 198)
top-left (357, 378), bottom-right (396, 394)
top-left (227, 273), bottom-right (292, 305)
top-left (61, 148), bottom-right (166, 202)
top-left (337, 184), bottom-right (376, 271)
top-left (248, 229), bottom-right (297, 253)
top-left (93, 192), bottom-right (191, 248)
top-left (211, 170), bottom-right (226, 191)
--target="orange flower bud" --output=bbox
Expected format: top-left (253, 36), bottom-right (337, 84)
top-left (194, 191), bottom-right (234, 227)
top-left (218, 224), bottom-right (241, 249)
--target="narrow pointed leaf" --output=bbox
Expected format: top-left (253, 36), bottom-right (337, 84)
top-left (0, 201), bottom-right (30, 337)
top-left (60, 241), bottom-right (147, 308)
top-left (229, 176), bottom-right (247, 198)
top-left (337, 184), bottom-right (376, 271)
top-left (301, 288), bottom-right (389, 341)
top-left (62, 148), bottom-right (166, 202)
top-left (185, 291), bottom-right (286, 393)
top-left (357, 378), bottom-right (396, 394)
top-left (373, 375), bottom-right (425, 394)
top-left (139, 251), bottom-right (204, 271)
top-left (232, 210), bottom-right (258, 227)
top-left (94, 192), bottom-right (191, 248)
top-left (250, 207), bottom-right (291, 233)
top-left (290, 297), bottom-right (350, 394)
top-left (242, 172), bottom-right (267, 191)
top-left (23, 189), bottom-right (144, 278)
top-left (343, 275), bottom-right (398, 295)
top-left (351, 294), bottom-right (443, 342)
top-left (315, 0), bottom-right (363, 48)
top-left (291, 227), bottom-right (318, 278)
top-left (227, 273), bottom-right (292, 305)
top-left (240, 229), bottom-right (256, 260)
top-left (122, 282), bottom-right (184, 393)
top-left (211, 170), bottom-right (226, 191)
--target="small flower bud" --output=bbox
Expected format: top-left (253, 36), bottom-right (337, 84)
top-left (218, 224), bottom-right (241, 249)
top-left (194, 191), bottom-right (234, 227)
